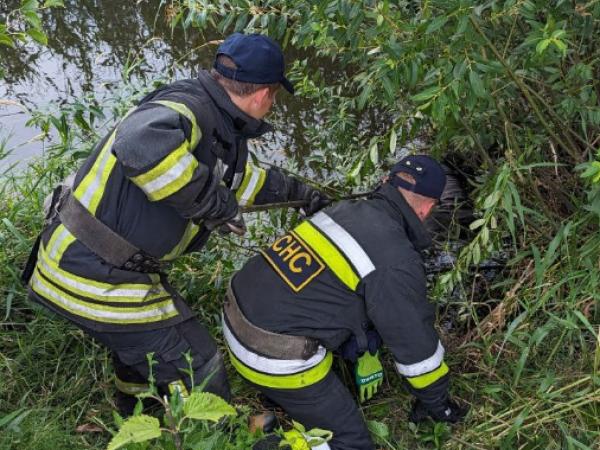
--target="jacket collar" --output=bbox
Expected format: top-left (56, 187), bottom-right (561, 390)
top-left (197, 70), bottom-right (273, 138)
top-left (371, 183), bottom-right (432, 251)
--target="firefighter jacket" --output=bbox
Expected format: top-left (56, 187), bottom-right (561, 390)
top-left (28, 70), bottom-right (306, 332)
top-left (227, 183), bottom-right (450, 403)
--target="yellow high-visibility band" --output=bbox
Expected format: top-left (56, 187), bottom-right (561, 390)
top-left (31, 269), bottom-right (178, 324)
top-left (115, 376), bottom-right (150, 395)
top-left (162, 220), bottom-right (201, 261)
top-left (228, 350), bottom-right (333, 390)
top-left (406, 362), bottom-right (449, 389)
top-left (73, 130), bottom-right (118, 214)
top-left (131, 140), bottom-right (199, 201)
top-left (294, 221), bottom-right (360, 291)
top-left (152, 100), bottom-right (202, 148)
top-left (236, 162), bottom-right (267, 206)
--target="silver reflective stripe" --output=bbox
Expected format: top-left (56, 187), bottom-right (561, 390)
top-left (79, 134), bottom-right (115, 208)
top-left (48, 227), bottom-right (70, 261)
top-left (223, 317), bottom-right (327, 375)
top-left (395, 341), bottom-right (445, 377)
top-left (32, 276), bottom-right (176, 321)
top-left (238, 165), bottom-right (261, 206)
top-left (310, 212), bottom-right (375, 278)
top-left (138, 151), bottom-right (196, 196)
top-left (231, 172), bottom-right (243, 190)
top-left (38, 256), bottom-right (155, 299)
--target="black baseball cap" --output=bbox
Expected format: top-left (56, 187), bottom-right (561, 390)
top-left (214, 32), bottom-right (294, 94)
top-left (389, 155), bottom-right (447, 200)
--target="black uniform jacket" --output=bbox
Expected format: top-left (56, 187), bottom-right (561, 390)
top-left (232, 183), bottom-right (449, 403)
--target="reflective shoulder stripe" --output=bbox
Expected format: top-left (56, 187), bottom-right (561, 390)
top-left (130, 141), bottom-right (199, 201)
top-left (236, 162), bottom-right (267, 206)
top-left (152, 100), bottom-right (202, 148)
top-left (395, 341), bottom-right (445, 377)
top-left (310, 212), bottom-right (375, 279)
top-left (294, 221), bottom-right (360, 291)
top-left (406, 362), bottom-right (449, 389)
top-left (73, 130), bottom-right (118, 214)
top-left (31, 269), bottom-right (178, 324)
top-left (223, 318), bottom-right (327, 375)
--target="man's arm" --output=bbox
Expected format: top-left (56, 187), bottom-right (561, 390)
top-left (364, 261), bottom-right (465, 422)
top-left (112, 102), bottom-right (237, 224)
top-left (236, 162), bottom-right (328, 215)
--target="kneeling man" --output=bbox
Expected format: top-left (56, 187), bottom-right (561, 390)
top-left (223, 155), bottom-right (467, 450)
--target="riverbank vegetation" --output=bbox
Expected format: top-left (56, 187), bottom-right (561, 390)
top-left (1, 1), bottom-right (599, 449)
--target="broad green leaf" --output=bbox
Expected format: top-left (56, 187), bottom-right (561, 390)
top-left (369, 142), bottom-right (378, 165)
top-left (26, 28), bottom-right (48, 45)
top-left (469, 70), bottom-right (486, 98)
top-left (43, 0), bottom-right (65, 6)
top-left (536, 39), bottom-right (551, 54)
top-left (469, 218), bottom-right (485, 230)
top-left (367, 420), bottom-right (389, 440)
top-left (410, 85), bottom-right (441, 102)
top-left (183, 392), bottom-right (236, 422)
top-left (107, 415), bottom-right (161, 450)
top-left (0, 35), bottom-right (14, 47)
top-left (426, 16), bottom-right (449, 34)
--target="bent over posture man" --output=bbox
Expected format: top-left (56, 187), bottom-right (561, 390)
top-left (223, 155), bottom-right (467, 450)
top-left (23, 33), bottom-right (327, 413)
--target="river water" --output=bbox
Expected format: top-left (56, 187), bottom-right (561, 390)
top-left (0, 0), bottom-right (316, 170)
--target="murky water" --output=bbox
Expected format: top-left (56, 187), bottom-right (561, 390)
top-left (0, 0), bottom-right (315, 169)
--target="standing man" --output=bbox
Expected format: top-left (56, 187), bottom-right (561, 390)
top-left (23, 32), bottom-right (328, 413)
top-left (223, 155), bottom-right (468, 450)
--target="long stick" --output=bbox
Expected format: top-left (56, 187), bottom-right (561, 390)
top-left (240, 191), bottom-right (371, 213)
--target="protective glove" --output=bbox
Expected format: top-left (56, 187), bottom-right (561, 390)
top-left (286, 177), bottom-right (330, 216)
top-left (409, 398), bottom-right (469, 424)
top-left (218, 211), bottom-right (247, 236)
top-left (340, 330), bottom-right (382, 363)
top-left (300, 188), bottom-right (330, 216)
top-left (355, 351), bottom-right (384, 402)
top-left (201, 186), bottom-right (239, 230)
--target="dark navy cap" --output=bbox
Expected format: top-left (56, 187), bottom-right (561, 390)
top-left (389, 155), bottom-right (447, 200)
top-left (214, 33), bottom-right (294, 94)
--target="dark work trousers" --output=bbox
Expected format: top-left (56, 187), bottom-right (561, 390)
top-left (83, 318), bottom-right (230, 402)
top-left (252, 371), bottom-right (375, 450)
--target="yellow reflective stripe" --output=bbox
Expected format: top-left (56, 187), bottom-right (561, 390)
top-left (168, 380), bottom-right (189, 398)
top-left (406, 362), bottom-right (449, 389)
top-left (236, 162), bottom-right (267, 206)
top-left (37, 242), bottom-right (168, 303)
top-left (130, 140), bottom-right (199, 201)
top-left (45, 224), bottom-right (76, 263)
top-left (31, 269), bottom-right (178, 324)
top-left (115, 376), bottom-right (149, 395)
top-left (294, 221), bottom-right (360, 291)
top-left (73, 131), bottom-right (118, 214)
top-left (162, 220), bottom-right (201, 261)
top-left (152, 100), bottom-right (202, 148)
top-left (228, 350), bottom-right (333, 389)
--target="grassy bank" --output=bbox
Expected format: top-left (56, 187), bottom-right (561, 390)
top-left (1, 1), bottom-right (600, 449)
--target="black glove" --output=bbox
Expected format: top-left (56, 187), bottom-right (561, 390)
top-left (409, 398), bottom-right (469, 424)
top-left (201, 185), bottom-right (239, 230)
top-left (340, 330), bottom-right (382, 363)
top-left (301, 188), bottom-right (330, 216)
top-left (217, 212), bottom-right (247, 236)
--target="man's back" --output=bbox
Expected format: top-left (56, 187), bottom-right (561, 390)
top-left (232, 183), bottom-right (432, 350)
